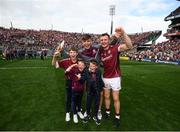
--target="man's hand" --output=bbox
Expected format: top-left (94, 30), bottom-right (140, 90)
top-left (115, 27), bottom-right (132, 51)
top-left (114, 27), bottom-right (125, 38)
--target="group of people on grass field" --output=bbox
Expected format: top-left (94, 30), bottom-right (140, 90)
top-left (52, 26), bottom-right (132, 127)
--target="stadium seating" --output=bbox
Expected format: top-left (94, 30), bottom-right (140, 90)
top-left (0, 26), bottom-right (178, 63)
top-left (0, 27), bottom-right (161, 60)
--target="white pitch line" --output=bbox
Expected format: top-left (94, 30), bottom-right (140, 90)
top-left (0, 67), bottom-right (49, 70)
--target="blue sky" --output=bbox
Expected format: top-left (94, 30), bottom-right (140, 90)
top-left (0, 0), bottom-right (179, 42)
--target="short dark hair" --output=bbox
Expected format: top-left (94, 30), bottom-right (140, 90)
top-left (77, 58), bottom-right (84, 62)
top-left (77, 59), bottom-right (85, 65)
top-left (82, 34), bottom-right (92, 41)
top-left (69, 47), bottom-right (78, 52)
top-left (90, 59), bottom-right (98, 66)
top-left (100, 33), bottom-right (110, 38)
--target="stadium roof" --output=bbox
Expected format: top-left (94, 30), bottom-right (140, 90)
top-left (164, 6), bottom-right (180, 21)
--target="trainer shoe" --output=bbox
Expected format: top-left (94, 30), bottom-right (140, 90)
top-left (93, 116), bottom-right (101, 125)
top-left (93, 116), bottom-right (97, 121)
top-left (65, 112), bottom-right (70, 122)
top-left (84, 111), bottom-right (87, 117)
top-left (104, 112), bottom-right (110, 119)
top-left (77, 111), bottom-right (84, 119)
top-left (113, 118), bottom-right (120, 127)
top-left (97, 110), bottom-right (102, 120)
top-left (84, 112), bottom-right (91, 119)
top-left (73, 114), bottom-right (78, 123)
top-left (82, 116), bottom-right (89, 123)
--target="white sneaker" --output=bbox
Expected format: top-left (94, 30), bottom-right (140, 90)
top-left (84, 111), bottom-right (87, 117)
top-left (73, 114), bottom-right (78, 123)
top-left (77, 111), bottom-right (84, 119)
top-left (65, 112), bottom-right (70, 122)
top-left (97, 110), bottom-right (102, 120)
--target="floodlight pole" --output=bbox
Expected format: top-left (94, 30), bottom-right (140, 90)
top-left (10, 21), bottom-right (13, 29)
top-left (109, 5), bottom-right (115, 35)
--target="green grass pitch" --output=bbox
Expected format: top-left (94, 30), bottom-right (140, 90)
top-left (0, 58), bottom-right (180, 131)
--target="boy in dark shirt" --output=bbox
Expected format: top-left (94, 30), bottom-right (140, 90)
top-left (83, 59), bottom-right (104, 125)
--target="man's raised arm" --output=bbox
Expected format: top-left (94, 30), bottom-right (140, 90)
top-left (114, 27), bottom-right (133, 51)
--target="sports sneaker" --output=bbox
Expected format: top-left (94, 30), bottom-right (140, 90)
top-left (82, 116), bottom-right (89, 123)
top-left (84, 111), bottom-right (87, 117)
top-left (93, 116), bottom-right (97, 121)
top-left (65, 112), bottom-right (70, 122)
top-left (73, 114), bottom-right (78, 123)
top-left (77, 111), bottom-right (84, 119)
top-left (93, 116), bottom-right (101, 125)
top-left (84, 112), bottom-right (91, 119)
top-left (104, 112), bottom-right (110, 119)
top-left (113, 118), bottom-right (120, 127)
top-left (97, 110), bottom-right (102, 120)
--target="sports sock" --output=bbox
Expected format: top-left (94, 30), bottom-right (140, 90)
top-left (115, 113), bottom-right (120, 119)
top-left (106, 109), bottom-right (110, 114)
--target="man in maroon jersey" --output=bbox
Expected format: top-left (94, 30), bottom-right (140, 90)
top-left (52, 46), bottom-right (84, 122)
top-left (99, 27), bottom-right (132, 127)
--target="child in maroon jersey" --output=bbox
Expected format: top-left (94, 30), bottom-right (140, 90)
top-left (65, 60), bottom-right (86, 124)
top-left (52, 47), bottom-right (80, 122)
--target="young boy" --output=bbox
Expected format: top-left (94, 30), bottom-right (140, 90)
top-left (65, 60), bottom-right (86, 123)
top-left (83, 59), bottom-right (104, 125)
top-left (79, 34), bottom-right (99, 62)
top-left (52, 46), bottom-right (84, 122)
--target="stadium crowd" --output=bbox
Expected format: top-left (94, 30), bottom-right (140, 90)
top-left (127, 39), bottom-right (180, 62)
top-left (0, 27), bottom-right (179, 63)
top-left (129, 30), bottom-right (161, 45)
top-left (0, 27), bottom-right (100, 60)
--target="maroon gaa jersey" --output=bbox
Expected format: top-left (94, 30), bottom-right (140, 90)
top-left (65, 66), bottom-right (84, 92)
top-left (100, 44), bottom-right (121, 78)
top-left (56, 58), bottom-right (77, 79)
top-left (80, 46), bottom-right (98, 58)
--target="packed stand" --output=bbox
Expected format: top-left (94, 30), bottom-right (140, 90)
top-left (0, 27), bottom-right (164, 62)
top-left (127, 39), bottom-right (180, 63)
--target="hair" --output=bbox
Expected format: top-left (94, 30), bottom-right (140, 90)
top-left (77, 58), bottom-right (84, 62)
top-left (77, 59), bottom-right (86, 67)
top-left (89, 59), bottom-right (98, 66)
top-left (82, 34), bottom-right (92, 41)
top-left (100, 33), bottom-right (110, 38)
top-left (69, 46), bottom-right (78, 52)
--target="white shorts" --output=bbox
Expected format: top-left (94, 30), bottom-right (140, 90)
top-left (103, 77), bottom-right (121, 91)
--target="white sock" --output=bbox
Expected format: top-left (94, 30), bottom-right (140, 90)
top-left (115, 115), bottom-right (120, 119)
